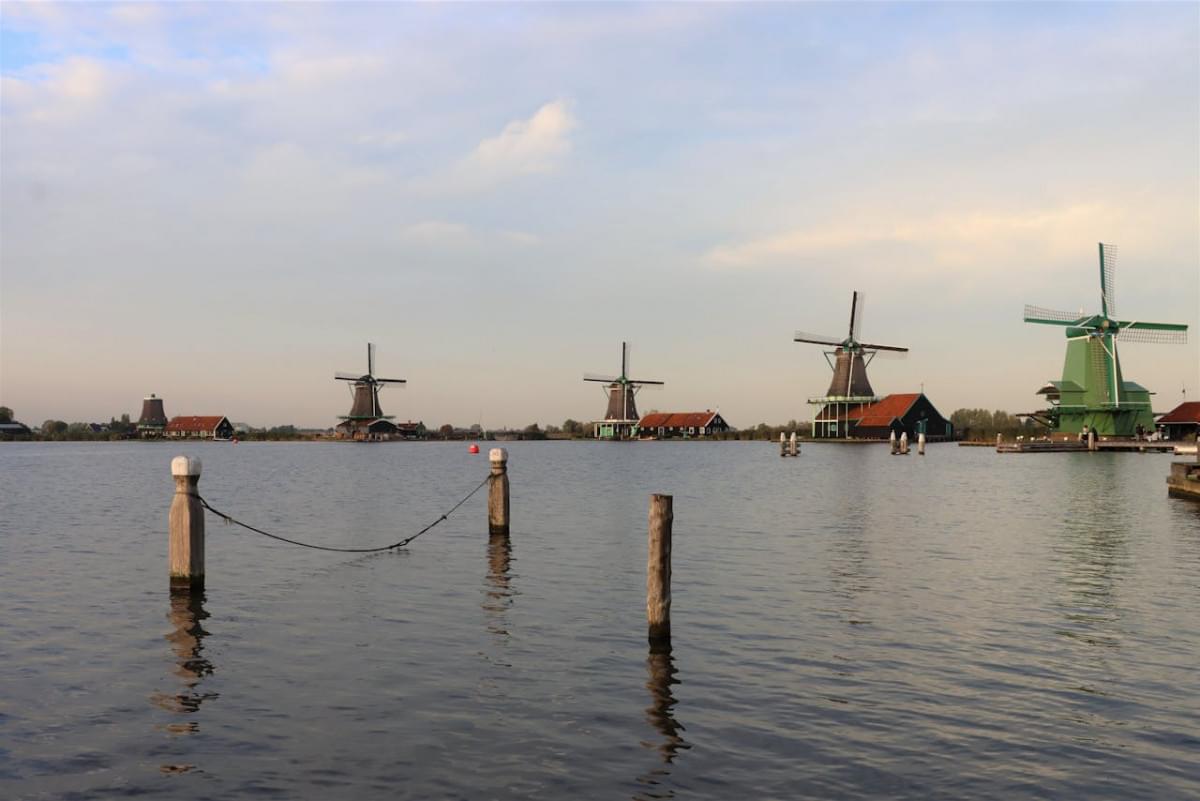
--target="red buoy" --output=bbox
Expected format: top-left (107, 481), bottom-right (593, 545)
top-left (468, 443), bottom-right (480, 454)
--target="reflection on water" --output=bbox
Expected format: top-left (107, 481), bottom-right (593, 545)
top-left (482, 534), bottom-right (515, 669)
top-left (152, 589), bottom-right (217, 728)
top-left (634, 644), bottom-right (689, 800)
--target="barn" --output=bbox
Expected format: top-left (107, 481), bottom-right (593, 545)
top-left (165, 416), bottom-right (235, 440)
top-left (636, 411), bottom-right (731, 439)
top-left (845, 393), bottom-right (953, 440)
top-left (1157, 402), bottom-right (1200, 441)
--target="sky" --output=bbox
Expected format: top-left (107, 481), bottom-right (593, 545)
top-left (1, 2), bottom-right (1197, 429)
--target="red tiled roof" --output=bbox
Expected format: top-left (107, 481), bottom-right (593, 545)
top-left (639, 411), bottom-right (718, 429)
top-left (1158, 402), bottom-right (1200, 424)
top-left (165, 416), bottom-right (228, 433)
top-left (851, 393), bottom-right (921, 428)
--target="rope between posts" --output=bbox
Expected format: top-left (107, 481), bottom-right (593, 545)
top-left (196, 475), bottom-right (491, 553)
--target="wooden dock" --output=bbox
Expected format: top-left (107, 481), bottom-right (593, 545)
top-left (1167, 461), bottom-right (1200, 500)
top-left (994, 440), bottom-right (1179, 454)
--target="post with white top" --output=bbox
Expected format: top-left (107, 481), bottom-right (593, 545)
top-left (918, 432), bottom-right (926, 455)
top-left (789, 431), bottom-right (799, 457)
top-left (647, 494), bottom-right (673, 648)
top-left (779, 431), bottom-right (787, 457)
top-left (1194, 433), bottom-right (1199, 464)
top-left (1087, 429), bottom-right (1097, 452)
top-left (890, 430), bottom-right (899, 454)
top-left (900, 431), bottom-right (909, 454)
top-left (169, 456), bottom-right (205, 590)
top-left (488, 448), bottom-right (510, 536)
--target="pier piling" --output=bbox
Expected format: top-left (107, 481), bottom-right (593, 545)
top-left (918, 432), bottom-right (926, 455)
top-left (900, 432), bottom-right (909, 454)
top-left (789, 432), bottom-right (799, 457)
top-left (169, 456), bottom-right (205, 591)
top-left (488, 448), bottom-right (510, 536)
top-left (1088, 430), bottom-right (1097, 452)
top-left (647, 494), bottom-right (673, 647)
top-left (780, 432), bottom-right (787, 457)
top-left (890, 431), bottom-right (899, 454)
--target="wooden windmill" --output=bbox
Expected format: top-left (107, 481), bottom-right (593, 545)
top-left (335, 343), bottom-right (406, 437)
top-left (1024, 243), bottom-right (1188, 437)
top-left (795, 291), bottom-right (908, 437)
top-left (583, 342), bottom-right (664, 440)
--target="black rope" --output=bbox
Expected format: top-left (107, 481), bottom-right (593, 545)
top-left (196, 475), bottom-right (491, 553)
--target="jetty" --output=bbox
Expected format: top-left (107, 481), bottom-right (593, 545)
top-left (1167, 461), bottom-right (1200, 500)
top-left (995, 439), bottom-right (1178, 454)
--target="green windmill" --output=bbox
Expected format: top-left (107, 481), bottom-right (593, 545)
top-left (1024, 243), bottom-right (1188, 437)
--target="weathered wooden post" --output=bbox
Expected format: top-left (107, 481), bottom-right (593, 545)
top-left (1194, 433), bottom-right (1199, 464)
top-left (996, 432), bottom-right (1002, 450)
top-left (1088, 429), bottom-right (1097, 452)
top-left (169, 456), bottom-right (204, 590)
top-left (890, 430), bottom-right (899, 454)
top-left (779, 431), bottom-right (787, 457)
top-left (488, 448), bottom-right (510, 536)
top-left (900, 432), bottom-right (909, 454)
top-left (789, 431), bottom-right (799, 457)
top-left (918, 432), bottom-right (926, 455)
top-left (647, 494), bottom-right (673, 647)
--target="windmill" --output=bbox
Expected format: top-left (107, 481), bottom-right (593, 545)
top-left (795, 291), bottom-right (908, 437)
top-left (583, 342), bottom-right (664, 440)
top-left (1024, 243), bottom-right (1188, 437)
top-left (335, 343), bottom-right (406, 437)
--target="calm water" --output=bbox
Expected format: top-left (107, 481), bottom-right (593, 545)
top-left (1, 441), bottom-right (1198, 800)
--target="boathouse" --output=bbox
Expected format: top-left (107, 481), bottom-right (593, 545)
top-left (636, 411), bottom-right (731, 439)
top-left (842, 393), bottom-right (953, 440)
top-left (165, 416), bottom-right (234, 440)
top-left (1157, 402), bottom-right (1200, 441)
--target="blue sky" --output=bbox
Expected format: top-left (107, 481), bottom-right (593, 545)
top-left (2, 2), bottom-right (1197, 428)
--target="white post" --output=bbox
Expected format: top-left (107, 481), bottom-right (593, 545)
top-left (789, 431), bottom-right (798, 457)
top-left (918, 432), bottom-right (926, 455)
top-left (890, 430), bottom-right (898, 454)
top-left (779, 431), bottom-right (786, 457)
top-left (900, 431), bottom-right (909, 454)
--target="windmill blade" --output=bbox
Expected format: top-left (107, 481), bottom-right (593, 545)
top-left (794, 331), bottom-right (843, 346)
top-left (1118, 322), bottom-right (1188, 345)
top-left (584, 373), bottom-right (620, 383)
top-left (334, 372), bottom-right (361, 380)
top-left (849, 291), bottom-right (865, 341)
top-left (859, 342), bottom-right (908, 353)
top-left (629, 379), bottom-right (665, 386)
top-left (871, 348), bottom-right (907, 360)
top-left (1024, 304), bottom-right (1084, 325)
top-left (1099, 242), bottom-right (1117, 318)
top-left (375, 378), bottom-right (407, 384)
top-left (368, 342), bottom-right (376, 376)
top-left (622, 342), bottom-right (632, 379)
top-left (635, 382), bottom-right (664, 391)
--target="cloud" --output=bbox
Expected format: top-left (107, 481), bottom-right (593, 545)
top-left (458, 99), bottom-right (577, 184)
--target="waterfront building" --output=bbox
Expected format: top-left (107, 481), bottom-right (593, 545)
top-left (636, 411), bottom-right (731, 439)
top-left (164, 415), bottom-right (234, 440)
top-left (1157, 402), bottom-right (1200, 441)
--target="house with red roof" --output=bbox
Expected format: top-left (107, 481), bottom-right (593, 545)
top-left (165, 416), bottom-right (234, 440)
top-left (636, 411), bottom-right (731, 439)
top-left (1156, 401), bottom-right (1200, 441)
top-left (838, 393), bottom-right (953, 440)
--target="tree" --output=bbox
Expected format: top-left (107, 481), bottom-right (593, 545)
top-left (438, 423), bottom-right (454, 439)
top-left (0, 406), bottom-right (12, 423)
top-left (42, 420), bottom-right (67, 436)
top-left (562, 418), bottom-right (583, 435)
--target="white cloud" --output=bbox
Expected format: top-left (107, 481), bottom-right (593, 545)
top-left (458, 99), bottom-right (577, 184)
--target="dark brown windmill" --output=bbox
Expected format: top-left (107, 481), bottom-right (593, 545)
top-left (584, 342), bottom-right (664, 440)
top-left (335, 343), bottom-right (406, 431)
top-left (795, 292), bottom-right (907, 437)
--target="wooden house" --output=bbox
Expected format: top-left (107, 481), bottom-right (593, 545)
top-left (165, 416), bottom-right (235, 440)
top-left (1157, 402), bottom-right (1200, 441)
top-left (842, 393), bottom-right (953, 440)
top-left (636, 411), bottom-right (731, 439)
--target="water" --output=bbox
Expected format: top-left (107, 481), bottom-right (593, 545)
top-left (1, 441), bottom-right (1198, 800)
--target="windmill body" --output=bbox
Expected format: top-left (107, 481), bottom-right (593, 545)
top-left (1024, 243), bottom-right (1188, 437)
top-left (796, 292), bottom-right (908, 438)
top-left (584, 342), bottom-right (664, 440)
top-left (334, 343), bottom-right (407, 441)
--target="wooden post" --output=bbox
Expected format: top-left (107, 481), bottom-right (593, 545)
top-left (890, 430), bottom-right (898, 454)
top-left (647, 494), bottom-right (673, 646)
top-left (169, 455), bottom-right (204, 590)
top-left (779, 431), bottom-right (786, 457)
top-left (789, 431), bottom-right (799, 457)
top-left (900, 432), bottom-right (909, 454)
top-left (488, 448), bottom-right (510, 536)
top-left (918, 432), bottom-right (926, 455)
top-left (996, 433), bottom-right (1002, 449)
top-left (1088, 429), bottom-right (1097, 452)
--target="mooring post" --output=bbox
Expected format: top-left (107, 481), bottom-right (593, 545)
top-left (169, 456), bottom-right (204, 590)
top-left (996, 433), bottom-right (1002, 450)
top-left (789, 431), bottom-right (799, 457)
top-left (918, 432), bottom-right (926, 455)
top-left (1088, 430), bottom-right (1097, 452)
top-left (890, 430), bottom-right (899, 454)
top-left (1195, 433), bottom-right (1199, 464)
top-left (779, 431), bottom-right (786, 457)
top-left (488, 448), bottom-right (510, 536)
top-left (647, 494), bottom-right (673, 646)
